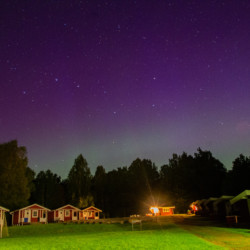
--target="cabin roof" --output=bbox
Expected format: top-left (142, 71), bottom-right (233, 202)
top-left (158, 206), bottom-right (175, 209)
top-left (0, 206), bottom-right (9, 212)
top-left (230, 190), bottom-right (250, 205)
top-left (54, 204), bottom-right (80, 211)
top-left (203, 197), bottom-right (219, 205)
top-left (10, 203), bottom-right (51, 214)
top-left (82, 206), bottom-right (102, 212)
top-left (214, 195), bottom-right (234, 205)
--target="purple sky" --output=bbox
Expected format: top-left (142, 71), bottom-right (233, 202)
top-left (1, 1), bottom-right (250, 178)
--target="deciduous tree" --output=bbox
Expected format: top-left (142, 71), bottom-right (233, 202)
top-left (0, 140), bottom-right (30, 210)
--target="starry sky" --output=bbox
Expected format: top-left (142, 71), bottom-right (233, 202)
top-left (1, 0), bottom-right (250, 178)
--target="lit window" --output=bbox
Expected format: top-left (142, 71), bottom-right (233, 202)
top-left (65, 210), bottom-right (70, 217)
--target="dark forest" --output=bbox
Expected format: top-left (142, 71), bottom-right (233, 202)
top-left (1, 140), bottom-right (250, 217)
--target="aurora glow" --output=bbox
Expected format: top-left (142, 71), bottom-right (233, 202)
top-left (1, 1), bottom-right (250, 177)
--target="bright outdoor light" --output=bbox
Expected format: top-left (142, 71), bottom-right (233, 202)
top-left (150, 207), bottom-right (159, 214)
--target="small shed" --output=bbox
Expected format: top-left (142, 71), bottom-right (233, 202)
top-left (0, 206), bottom-right (9, 238)
top-left (230, 190), bottom-right (250, 219)
top-left (10, 203), bottom-right (50, 225)
top-left (149, 206), bottom-right (175, 216)
top-left (48, 204), bottom-right (80, 222)
top-left (80, 206), bottom-right (102, 220)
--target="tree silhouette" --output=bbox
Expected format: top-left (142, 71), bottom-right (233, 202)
top-left (0, 140), bottom-right (30, 210)
top-left (92, 165), bottom-right (107, 215)
top-left (223, 154), bottom-right (250, 195)
top-left (67, 154), bottom-right (92, 207)
top-left (31, 169), bottom-right (65, 209)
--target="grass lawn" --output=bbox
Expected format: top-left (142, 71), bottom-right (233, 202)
top-left (179, 224), bottom-right (250, 249)
top-left (0, 218), bottom-right (249, 249)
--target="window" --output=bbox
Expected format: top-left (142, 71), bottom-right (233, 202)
top-left (33, 210), bottom-right (38, 218)
top-left (42, 211), bottom-right (46, 218)
top-left (65, 210), bottom-right (70, 217)
top-left (74, 211), bottom-right (77, 217)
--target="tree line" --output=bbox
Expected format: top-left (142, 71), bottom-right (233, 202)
top-left (1, 140), bottom-right (250, 217)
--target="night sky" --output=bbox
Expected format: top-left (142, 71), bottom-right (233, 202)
top-left (1, 1), bottom-right (250, 178)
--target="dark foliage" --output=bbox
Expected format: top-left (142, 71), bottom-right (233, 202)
top-left (0, 140), bottom-right (248, 217)
top-left (0, 140), bottom-right (30, 210)
top-left (223, 154), bottom-right (250, 195)
top-left (67, 154), bottom-right (93, 208)
top-left (30, 170), bottom-right (65, 209)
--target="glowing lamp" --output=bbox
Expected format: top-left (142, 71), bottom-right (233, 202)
top-left (150, 207), bottom-right (159, 214)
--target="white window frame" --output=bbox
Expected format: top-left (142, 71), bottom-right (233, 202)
top-left (32, 210), bottom-right (38, 218)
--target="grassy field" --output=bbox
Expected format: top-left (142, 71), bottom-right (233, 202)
top-left (0, 217), bottom-right (249, 249)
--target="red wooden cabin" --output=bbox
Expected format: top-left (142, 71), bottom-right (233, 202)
top-left (158, 206), bottom-right (175, 215)
top-left (149, 206), bottom-right (175, 216)
top-left (79, 206), bottom-right (102, 220)
top-left (48, 204), bottom-right (80, 222)
top-left (10, 204), bottom-right (50, 225)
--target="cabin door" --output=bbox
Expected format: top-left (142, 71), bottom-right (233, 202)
top-left (95, 212), bottom-right (99, 219)
top-left (24, 210), bottom-right (30, 223)
top-left (59, 210), bottom-right (64, 221)
top-left (40, 211), bottom-right (47, 223)
top-left (72, 211), bottom-right (78, 221)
